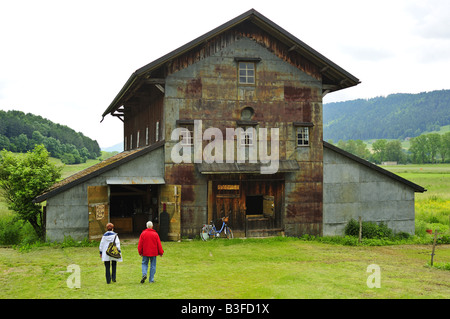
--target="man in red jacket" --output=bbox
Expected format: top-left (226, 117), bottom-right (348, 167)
top-left (138, 221), bottom-right (164, 283)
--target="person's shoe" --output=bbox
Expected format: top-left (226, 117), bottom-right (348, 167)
top-left (140, 275), bottom-right (147, 284)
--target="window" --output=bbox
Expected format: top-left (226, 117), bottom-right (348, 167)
top-left (240, 127), bottom-right (254, 146)
top-left (239, 62), bottom-right (255, 84)
top-left (176, 120), bottom-right (195, 150)
top-left (240, 107), bottom-right (254, 121)
top-left (296, 127), bottom-right (309, 146)
top-left (155, 121), bottom-right (160, 142)
top-left (136, 131), bottom-right (140, 148)
top-left (246, 195), bottom-right (263, 215)
top-left (180, 126), bottom-right (194, 146)
top-left (146, 126), bottom-right (149, 145)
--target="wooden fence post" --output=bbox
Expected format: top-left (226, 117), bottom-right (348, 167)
top-left (358, 216), bottom-right (362, 243)
top-left (430, 229), bottom-right (439, 266)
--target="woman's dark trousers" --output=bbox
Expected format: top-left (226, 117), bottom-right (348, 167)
top-left (104, 261), bottom-right (117, 283)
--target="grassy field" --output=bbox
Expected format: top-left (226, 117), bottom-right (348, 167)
top-left (381, 164), bottom-right (450, 200)
top-left (1, 238), bottom-right (449, 299)
top-left (0, 162), bottom-right (449, 299)
top-left (381, 164), bottom-right (450, 233)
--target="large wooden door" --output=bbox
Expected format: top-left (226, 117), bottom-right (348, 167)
top-left (213, 183), bottom-right (242, 235)
top-left (215, 196), bottom-right (240, 224)
top-left (159, 185), bottom-right (181, 241)
top-left (88, 185), bottom-right (109, 240)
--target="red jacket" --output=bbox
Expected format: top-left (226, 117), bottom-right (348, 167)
top-left (138, 228), bottom-right (164, 257)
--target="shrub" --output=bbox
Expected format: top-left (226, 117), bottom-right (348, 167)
top-left (0, 216), bottom-right (40, 246)
top-left (344, 218), bottom-right (360, 237)
top-left (428, 262), bottom-right (450, 271)
top-left (344, 218), bottom-right (393, 239)
top-left (0, 217), bottom-right (22, 245)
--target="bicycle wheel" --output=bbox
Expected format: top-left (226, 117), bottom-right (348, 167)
top-left (200, 225), bottom-right (213, 241)
top-left (224, 226), bottom-right (233, 239)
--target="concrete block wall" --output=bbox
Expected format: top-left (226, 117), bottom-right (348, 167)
top-left (45, 147), bottom-right (164, 241)
top-left (323, 147), bottom-right (416, 236)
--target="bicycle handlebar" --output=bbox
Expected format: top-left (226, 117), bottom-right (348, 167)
top-left (210, 216), bottom-right (229, 225)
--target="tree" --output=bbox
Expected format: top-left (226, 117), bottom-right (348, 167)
top-left (441, 132), bottom-right (450, 163)
top-left (427, 133), bottom-right (441, 163)
top-left (409, 135), bottom-right (429, 163)
top-left (372, 139), bottom-right (387, 163)
top-left (0, 110), bottom-right (101, 161)
top-left (0, 145), bottom-right (61, 240)
top-left (0, 135), bottom-right (10, 150)
top-left (385, 140), bottom-right (406, 163)
top-left (12, 133), bottom-right (29, 153)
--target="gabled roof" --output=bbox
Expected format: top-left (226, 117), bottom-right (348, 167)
top-left (323, 141), bottom-right (426, 193)
top-left (33, 141), bottom-right (165, 203)
top-left (102, 9), bottom-right (360, 119)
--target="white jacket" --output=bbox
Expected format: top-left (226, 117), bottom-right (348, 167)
top-left (99, 231), bottom-right (123, 262)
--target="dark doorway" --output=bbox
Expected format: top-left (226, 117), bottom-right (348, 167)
top-left (109, 184), bottom-right (158, 234)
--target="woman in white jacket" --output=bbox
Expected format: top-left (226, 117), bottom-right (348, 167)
top-left (99, 223), bottom-right (122, 284)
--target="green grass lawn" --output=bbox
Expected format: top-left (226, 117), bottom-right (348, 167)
top-left (1, 238), bottom-right (449, 299)
top-left (1, 163), bottom-right (449, 300)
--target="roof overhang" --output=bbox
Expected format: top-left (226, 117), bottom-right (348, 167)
top-left (101, 9), bottom-right (360, 120)
top-left (196, 160), bottom-right (300, 174)
top-left (323, 141), bottom-right (426, 193)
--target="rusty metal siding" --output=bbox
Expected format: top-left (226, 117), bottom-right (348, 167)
top-left (164, 163), bottom-right (207, 237)
top-left (165, 24), bottom-right (321, 81)
top-left (112, 22), bottom-right (325, 237)
top-left (162, 29), bottom-right (323, 237)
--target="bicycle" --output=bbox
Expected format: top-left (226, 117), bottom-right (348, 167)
top-left (200, 216), bottom-right (234, 241)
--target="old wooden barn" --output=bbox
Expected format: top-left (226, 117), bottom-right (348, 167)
top-left (34, 9), bottom-right (425, 241)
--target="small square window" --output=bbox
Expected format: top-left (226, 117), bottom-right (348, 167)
top-left (240, 127), bottom-right (254, 146)
top-left (296, 127), bottom-right (309, 146)
top-left (239, 62), bottom-right (255, 84)
top-left (180, 126), bottom-right (194, 146)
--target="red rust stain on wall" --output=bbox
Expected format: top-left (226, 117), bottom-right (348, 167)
top-left (284, 86), bottom-right (312, 102)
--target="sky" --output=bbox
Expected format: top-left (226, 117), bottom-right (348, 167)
top-left (1, 0), bottom-right (449, 149)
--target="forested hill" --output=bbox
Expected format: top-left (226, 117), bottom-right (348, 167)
top-left (323, 89), bottom-right (450, 141)
top-left (0, 110), bottom-right (101, 164)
